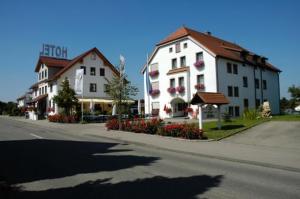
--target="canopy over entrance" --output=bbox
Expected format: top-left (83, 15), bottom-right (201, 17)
top-left (191, 92), bottom-right (229, 130)
top-left (191, 92), bottom-right (229, 105)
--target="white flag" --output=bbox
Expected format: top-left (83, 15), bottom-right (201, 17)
top-left (120, 54), bottom-right (125, 75)
top-left (75, 69), bottom-right (84, 95)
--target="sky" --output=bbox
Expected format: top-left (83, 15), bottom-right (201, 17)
top-left (0, 0), bottom-right (299, 102)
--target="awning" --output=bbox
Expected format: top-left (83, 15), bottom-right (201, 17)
top-left (191, 92), bottom-right (229, 105)
top-left (31, 94), bottom-right (48, 103)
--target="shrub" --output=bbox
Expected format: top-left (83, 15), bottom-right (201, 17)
top-left (48, 114), bottom-right (78, 123)
top-left (243, 109), bottom-right (259, 120)
top-left (158, 123), bottom-right (205, 139)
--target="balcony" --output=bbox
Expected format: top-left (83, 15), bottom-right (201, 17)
top-left (167, 66), bottom-right (189, 75)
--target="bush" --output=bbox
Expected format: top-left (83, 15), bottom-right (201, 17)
top-left (48, 114), bottom-right (78, 123)
top-left (106, 118), bottom-right (205, 140)
top-left (243, 109), bottom-right (258, 120)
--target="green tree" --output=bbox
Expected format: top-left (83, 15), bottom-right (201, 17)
top-left (280, 97), bottom-right (290, 113)
top-left (53, 78), bottom-right (78, 115)
top-left (288, 85), bottom-right (300, 101)
top-left (105, 75), bottom-right (138, 129)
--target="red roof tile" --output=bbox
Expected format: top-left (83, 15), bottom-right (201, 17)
top-left (191, 92), bottom-right (230, 105)
top-left (35, 56), bottom-right (71, 72)
top-left (157, 27), bottom-right (281, 72)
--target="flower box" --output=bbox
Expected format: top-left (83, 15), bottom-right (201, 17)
top-left (149, 70), bottom-right (159, 77)
top-left (149, 89), bottom-right (160, 96)
top-left (167, 87), bottom-right (176, 94)
top-left (194, 60), bottom-right (205, 68)
top-left (195, 84), bottom-right (205, 90)
top-left (185, 107), bottom-right (193, 113)
top-left (176, 86), bottom-right (185, 93)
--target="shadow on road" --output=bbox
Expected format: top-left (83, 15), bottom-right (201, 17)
top-left (0, 139), bottom-right (223, 198)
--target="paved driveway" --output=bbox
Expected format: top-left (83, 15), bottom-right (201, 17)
top-left (224, 121), bottom-right (300, 150)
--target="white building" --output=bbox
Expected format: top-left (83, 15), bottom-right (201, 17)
top-left (27, 47), bottom-right (119, 119)
top-left (141, 27), bottom-right (281, 119)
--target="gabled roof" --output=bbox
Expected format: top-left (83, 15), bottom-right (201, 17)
top-left (35, 56), bottom-right (71, 72)
top-left (191, 92), bottom-right (230, 105)
top-left (142, 26), bottom-right (280, 73)
top-left (52, 47), bottom-right (119, 80)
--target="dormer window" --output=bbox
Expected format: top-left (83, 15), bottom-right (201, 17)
top-left (91, 52), bottom-right (96, 60)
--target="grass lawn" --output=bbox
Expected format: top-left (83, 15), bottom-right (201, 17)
top-left (201, 114), bottom-right (300, 140)
top-left (201, 118), bottom-right (269, 140)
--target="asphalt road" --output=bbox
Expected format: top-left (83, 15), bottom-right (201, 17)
top-left (0, 118), bottom-right (300, 199)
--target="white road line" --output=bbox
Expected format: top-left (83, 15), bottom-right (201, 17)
top-left (29, 133), bottom-right (44, 139)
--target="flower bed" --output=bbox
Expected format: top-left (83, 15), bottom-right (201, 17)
top-left (194, 60), bottom-right (205, 68)
top-left (176, 86), bottom-right (185, 93)
top-left (106, 119), bottom-right (206, 140)
top-left (149, 89), bottom-right (160, 96)
top-left (149, 70), bottom-right (159, 77)
top-left (195, 84), bottom-right (205, 90)
top-left (167, 87), bottom-right (176, 94)
top-left (48, 114), bottom-right (78, 123)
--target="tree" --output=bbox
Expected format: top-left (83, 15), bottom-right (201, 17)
top-left (288, 85), bottom-right (300, 101)
top-left (53, 78), bottom-right (78, 115)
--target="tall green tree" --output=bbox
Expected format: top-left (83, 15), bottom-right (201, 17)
top-left (53, 78), bottom-right (78, 115)
top-left (288, 85), bottom-right (300, 101)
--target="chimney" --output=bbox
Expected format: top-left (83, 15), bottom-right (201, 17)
top-left (206, 31), bottom-right (212, 36)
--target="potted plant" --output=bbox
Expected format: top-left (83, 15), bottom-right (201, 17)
top-left (149, 70), bottom-right (159, 77)
top-left (176, 86), bottom-right (185, 93)
top-left (194, 60), bottom-right (205, 68)
top-left (167, 87), bottom-right (176, 94)
top-left (149, 89), bottom-right (160, 96)
top-left (195, 84), bottom-right (205, 90)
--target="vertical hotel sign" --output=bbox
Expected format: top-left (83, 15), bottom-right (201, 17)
top-left (40, 44), bottom-right (68, 59)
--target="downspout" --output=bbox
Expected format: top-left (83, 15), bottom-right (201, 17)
top-left (277, 72), bottom-right (281, 114)
top-left (215, 57), bottom-right (219, 92)
top-left (253, 66), bottom-right (257, 107)
top-left (260, 68), bottom-right (263, 103)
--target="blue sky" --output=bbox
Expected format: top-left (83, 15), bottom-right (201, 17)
top-left (0, 0), bottom-right (299, 102)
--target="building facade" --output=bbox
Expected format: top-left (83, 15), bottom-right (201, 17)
top-left (27, 47), bottom-right (119, 120)
top-left (142, 27), bottom-right (281, 119)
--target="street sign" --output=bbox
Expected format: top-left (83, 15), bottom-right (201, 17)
top-left (40, 44), bottom-right (68, 59)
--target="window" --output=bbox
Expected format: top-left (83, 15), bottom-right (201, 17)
top-left (50, 84), bottom-right (53, 92)
top-left (197, 74), bottom-right (204, 84)
top-left (234, 86), bottom-right (239, 97)
top-left (180, 56), bottom-right (186, 67)
top-left (235, 106), bottom-right (240, 117)
top-left (35, 90), bottom-right (37, 96)
top-left (42, 87), bottom-right (44, 95)
top-left (152, 81), bottom-right (159, 90)
top-left (169, 47), bottom-right (173, 53)
top-left (263, 80), bottom-right (267, 89)
top-left (100, 68), bottom-right (105, 76)
top-left (228, 86), bottom-right (233, 97)
top-left (90, 67), bottom-right (96, 76)
top-left (152, 102), bottom-right (160, 116)
top-left (179, 77), bottom-right (184, 86)
top-left (196, 52), bottom-right (203, 61)
top-left (42, 71), bottom-right (44, 79)
top-left (243, 76), bottom-right (248, 87)
top-left (104, 84), bottom-right (109, 93)
top-left (233, 64), bottom-right (238, 74)
top-left (90, 83), bottom-right (97, 92)
top-left (45, 86), bottom-right (47, 94)
top-left (228, 106), bottom-right (234, 116)
top-left (256, 99), bottom-right (260, 108)
top-left (244, 99), bottom-right (249, 109)
top-left (175, 42), bottom-right (181, 53)
top-left (45, 70), bottom-right (48, 78)
top-left (39, 88), bottom-right (41, 95)
top-left (171, 58), bottom-right (177, 69)
top-left (80, 66), bottom-right (86, 75)
top-left (183, 43), bottom-right (188, 48)
top-left (150, 63), bottom-right (158, 72)
top-left (170, 78), bottom-right (175, 87)
top-left (255, 78), bottom-right (259, 89)
top-left (91, 52), bottom-right (96, 60)
top-left (227, 63), bottom-right (232, 73)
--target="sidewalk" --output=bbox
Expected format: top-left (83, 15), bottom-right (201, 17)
top-left (4, 116), bottom-right (300, 172)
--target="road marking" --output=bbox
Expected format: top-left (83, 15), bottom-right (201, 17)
top-left (29, 133), bottom-right (44, 139)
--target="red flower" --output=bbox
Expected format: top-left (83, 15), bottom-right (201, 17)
top-left (195, 84), bottom-right (205, 90)
top-left (176, 86), bottom-right (185, 93)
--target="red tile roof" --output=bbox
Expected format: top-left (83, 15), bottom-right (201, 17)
top-left (157, 27), bottom-right (281, 72)
top-left (35, 56), bottom-right (71, 72)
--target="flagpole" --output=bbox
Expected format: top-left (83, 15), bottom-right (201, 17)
top-left (147, 53), bottom-right (150, 116)
top-left (81, 73), bottom-right (83, 122)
